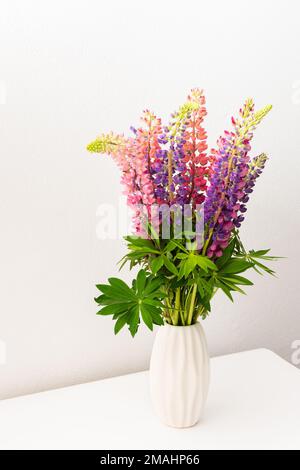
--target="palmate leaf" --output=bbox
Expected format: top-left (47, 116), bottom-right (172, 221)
top-left (95, 269), bottom-right (165, 337)
top-left (178, 254), bottom-right (217, 280)
top-left (96, 284), bottom-right (136, 301)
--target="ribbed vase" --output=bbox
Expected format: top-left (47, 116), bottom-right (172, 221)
top-left (149, 322), bottom-right (210, 428)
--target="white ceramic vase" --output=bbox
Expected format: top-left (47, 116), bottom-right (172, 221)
top-left (149, 322), bottom-right (210, 428)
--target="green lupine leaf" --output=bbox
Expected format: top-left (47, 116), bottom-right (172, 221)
top-left (215, 238), bottom-right (236, 269)
top-left (127, 244), bottom-right (161, 255)
top-left (221, 279), bottom-right (246, 295)
top-left (196, 256), bottom-right (218, 272)
top-left (201, 297), bottom-right (211, 312)
top-left (217, 280), bottom-right (234, 302)
top-left (94, 294), bottom-right (129, 305)
top-left (97, 303), bottom-right (129, 316)
top-left (124, 236), bottom-right (156, 250)
top-left (178, 260), bottom-right (187, 280)
top-left (140, 305), bottom-right (153, 331)
top-left (146, 290), bottom-right (167, 299)
top-left (197, 279), bottom-right (205, 297)
top-left (96, 284), bottom-right (134, 300)
top-left (136, 269), bottom-right (147, 295)
top-left (98, 287), bottom-right (135, 302)
top-left (128, 305), bottom-right (140, 337)
top-left (250, 259), bottom-right (276, 276)
top-left (114, 313), bottom-right (128, 334)
top-left (253, 265), bottom-right (264, 276)
top-left (95, 284), bottom-right (112, 295)
top-left (222, 274), bottom-right (253, 286)
top-left (164, 239), bottom-right (189, 254)
top-left (220, 259), bottom-right (253, 274)
top-left (124, 251), bottom-right (154, 260)
top-left (150, 256), bottom-right (164, 274)
top-left (108, 278), bottom-right (133, 295)
top-left (163, 240), bottom-right (179, 253)
top-left (143, 298), bottom-right (164, 308)
top-left (151, 314), bottom-right (164, 326)
top-left (181, 255), bottom-right (197, 278)
top-left (196, 276), bottom-right (212, 296)
top-left (162, 255), bottom-right (178, 275)
top-left (175, 253), bottom-right (188, 260)
top-left (249, 249), bottom-right (270, 257)
top-left (117, 257), bottom-right (129, 271)
top-left (143, 277), bottom-right (163, 296)
top-left (141, 304), bottom-right (164, 325)
top-left (145, 221), bottom-right (160, 247)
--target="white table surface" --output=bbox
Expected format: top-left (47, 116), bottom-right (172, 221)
top-left (0, 348), bottom-right (299, 450)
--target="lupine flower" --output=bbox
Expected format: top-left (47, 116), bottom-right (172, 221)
top-left (183, 88), bottom-right (209, 206)
top-left (161, 101), bottom-right (200, 205)
top-left (86, 133), bottom-right (144, 232)
top-left (204, 100), bottom-right (272, 258)
top-left (129, 111), bottom-right (162, 234)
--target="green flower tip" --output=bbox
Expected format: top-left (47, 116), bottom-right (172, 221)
top-left (86, 133), bottom-right (123, 154)
top-left (86, 139), bottom-right (102, 153)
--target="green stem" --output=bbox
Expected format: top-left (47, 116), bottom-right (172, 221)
top-left (202, 230), bottom-right (212, 256)
top-left (179, 308), bottom-right (185, 326)
top-left (194, 305), bottom-right (205, 323)
top-left (184, 285), bottom-right (192, 323)
top-left (164, 296), bottom-right (174, 324)
top-left (173, 288), bottom-right (181, 326)
top-left (187, 283), bottom-right (197, 325)
top-left (193, 287), bottom-right (219, 323)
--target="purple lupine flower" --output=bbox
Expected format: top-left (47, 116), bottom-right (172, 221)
top-left (204, 98), bottom-right (271, 258)
top-left (151, 147), bottom-right (169, 203)
top-left (164, 111), bottom-right (193, 206)
top-left (204, 103), bottom-right (261, 258)
top-left (205, 133), bottom-right (237, 257)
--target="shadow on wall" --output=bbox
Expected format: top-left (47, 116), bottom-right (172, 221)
top-left (291, 340), bottom-right (300, 368)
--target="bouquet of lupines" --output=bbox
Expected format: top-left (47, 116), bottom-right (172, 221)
top-left (87, 89), bottom-right (278, 336)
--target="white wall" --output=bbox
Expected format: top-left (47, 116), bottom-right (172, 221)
top-left (0, 0), bottom-right (299, 399)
